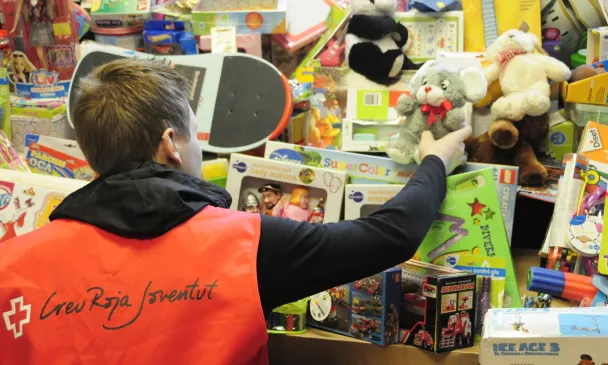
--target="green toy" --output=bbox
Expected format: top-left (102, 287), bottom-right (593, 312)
top-left (412, 168), bottom-right (522, 308)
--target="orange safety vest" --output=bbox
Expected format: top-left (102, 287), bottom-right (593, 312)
top-left (0, 206), bottom-right (268, 365)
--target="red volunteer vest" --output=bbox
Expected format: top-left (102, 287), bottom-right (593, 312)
top-left (0, 206), bottom-right (268, 365)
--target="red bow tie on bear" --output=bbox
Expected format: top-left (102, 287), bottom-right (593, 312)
top-left (420, 100), bottom-right (453, 126)
top-left (495, 50), bottom-right (527, 70)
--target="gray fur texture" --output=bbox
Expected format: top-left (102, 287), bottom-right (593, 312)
top-left (386, 61), bottom-right (488, 164)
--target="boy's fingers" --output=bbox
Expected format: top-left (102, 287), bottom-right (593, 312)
top-left (445, 126), bottom-right (473, 142)
top-left (420, 131), bottom-right (435, 144)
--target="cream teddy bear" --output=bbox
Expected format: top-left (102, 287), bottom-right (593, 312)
top-left (483, 28), bottom-right (571, 121)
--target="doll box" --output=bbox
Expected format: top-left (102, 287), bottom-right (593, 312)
top-left (264, 141), bottom-right (418, 184)
top-left (399, 260), bottom-right (477, 353)
top-left (480, 307), bottom-right (608, 365)
top-left (226, 153), bottom-right (345, 223)
top-left (341, 119), bottom-right (402, 153)
top-left (0, 169), bottom-right (87, 243)
top-left (343, 184), bottom-right (404, 220)
top-left (308, 268), bottom-right (402, 346)
top-left (191, 0), bottom-right (287, 36)
top-left (90, 0), bottom-right (151, 28)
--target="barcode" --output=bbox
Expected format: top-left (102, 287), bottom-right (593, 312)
top-left (363, 92), bottom-right (381, 106)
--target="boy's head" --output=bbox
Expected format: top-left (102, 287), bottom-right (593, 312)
top-left (71, 58), bottom-right (202, 177)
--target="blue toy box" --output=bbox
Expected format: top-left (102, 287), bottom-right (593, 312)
top-left (308, 268), bottom-right (402, 346)
top-left (143, 20), bottom-right (198, 55)
top-left (264, 141), bottom-right (417, 184)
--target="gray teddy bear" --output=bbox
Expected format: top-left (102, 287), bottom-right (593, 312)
top-left (386, 60), bottom-right (488, 165)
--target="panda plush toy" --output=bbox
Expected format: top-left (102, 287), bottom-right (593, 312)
top-left (345, 0), bottom-right (418, 85)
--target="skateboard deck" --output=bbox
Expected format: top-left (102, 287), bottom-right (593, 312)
top-left (68, 42), bottom-right (292, 153)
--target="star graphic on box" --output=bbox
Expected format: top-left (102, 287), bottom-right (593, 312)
top-left (468, 198), bottom-right (486, 217)
top-left (473, 218), bottom-right (480, 225)
top-left (484, 208), bottom-right (496, 220)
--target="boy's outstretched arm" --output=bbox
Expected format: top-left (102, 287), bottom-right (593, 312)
top-left (256, 155), bottom-right (446, 314)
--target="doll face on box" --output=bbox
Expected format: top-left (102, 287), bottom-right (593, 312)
top-left (261, 190), bottom-right (281, 209)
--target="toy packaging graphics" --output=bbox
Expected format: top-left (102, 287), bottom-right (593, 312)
top-left (394, 11), bottom-right (464, 63)
top-left (412, 168), bottom-right (522, 308)
top-left (0, 68), bottom-right (9, 137)
top-left (343, 184), bottom-right (403, 220)
top-left (308, 268), bottom-right (402, 346)
top-left (0, 169), bottom-right (87, 243)
top-left (196, 0), bottom-right (278, 11)
top-left (462, 162), bottom-right (518, 246)
top-left (0, 130), bottom-right (30, 172)
top-left (399, 260), bottom-right (477, 353)
top-left (226, 153), bottom-right (345, 223)
top-left (341, 119), bottom-right (402, 153)
top-left (143, 20), bottom-right (198, 55)
top-left (89, 0), bottom-right (151, 28)
top-left (24, 134), bottom-right (95, 180)
top-left (346, 88), bottom-right (411, 121)
top-left (480, 307), bottom-right (608, 365)
top-left (2, 0), bottom-right (80, 98)
top-left (191, 0), bottom-right (287, 36)
top-left (264, 141), bottom-right (418, 185)
top-left (272, 0), bottom-right (332, 53)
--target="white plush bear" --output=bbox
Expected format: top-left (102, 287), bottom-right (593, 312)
top-left (483, 28), bottom-right (571, 121)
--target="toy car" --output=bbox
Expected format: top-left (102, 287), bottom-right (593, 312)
top-left (353, 277), bottom-right (381, 295)
top-left (350, 318), bottom-right (380, 338)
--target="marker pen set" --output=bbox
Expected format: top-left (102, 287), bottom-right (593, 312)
top-left (527, 266), bottom-right (599, 303)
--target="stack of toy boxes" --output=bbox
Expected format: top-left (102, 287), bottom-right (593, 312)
top-left (90, 0), bottom-right (151, 29)
top-left (143, 20), bottom-right (198, 55)
top-left (399, 260), bottom-right (477, 353)
top-left (10, 97), bottom-right (73, 154)
top-left (308, 268), bottom-right (402, 346)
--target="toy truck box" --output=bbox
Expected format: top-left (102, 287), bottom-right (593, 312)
top-left (480, 307), bottom-right (608, 365)
top-left (308, 268), bottom-right (402, 346)
top-left (399, 260), bottom-right (477, 353)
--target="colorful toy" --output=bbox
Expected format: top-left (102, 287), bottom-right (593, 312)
top-left (143, 20), bottom-right (197, 55)
top-left (527, 266), bottom-right (599, 303)
top-left (399, 260), bottom-right (477, 353)
top-left (24, 134), bottom-right (94, 180)
top-left (89, 0), bottom-right (150, 29)
top-left (413, 168), bottom-right (521, 308)
top-left (3, 0), bottom-right (80, 98)
top-left (226, 154), bottom-right (345, 222)
top-left (309, 268), bottom-right (402, 346)
top-left (386, 60), bottom-right (487, 166)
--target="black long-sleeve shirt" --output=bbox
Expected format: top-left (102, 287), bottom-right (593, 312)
top-left (256, 155), bottom-right (447, 313)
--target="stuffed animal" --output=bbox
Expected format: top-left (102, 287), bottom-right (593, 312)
top-left (345, 0), bottom-right (418, 85)
top-left (386, 61), bottom-right (488, 165)
top-left (483, 27), bottom-right (571, 121)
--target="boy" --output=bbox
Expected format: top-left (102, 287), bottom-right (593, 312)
top-left (0, 59), bottom-right (470, 365)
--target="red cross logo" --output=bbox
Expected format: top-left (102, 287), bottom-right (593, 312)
top-left (3, 296), bottom-right (31, 339)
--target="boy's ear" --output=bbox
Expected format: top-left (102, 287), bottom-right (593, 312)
top-left (157, 128), bottom-right (183, 167)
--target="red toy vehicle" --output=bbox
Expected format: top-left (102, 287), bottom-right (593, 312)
top-left (413, 328), bottom-right (434, 349)
top-left (353, 277), bottom-right (381, 295)
top-left (350, 317), bottom-right (380, 338)
top-left (403, 293), bottom-right (426, 316)
top-left (440, 312), bottom-right (472, 348)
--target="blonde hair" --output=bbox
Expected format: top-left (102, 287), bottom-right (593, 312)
top-left (71, 58), bottom-right (191, 174)
top-left (10, 52), bottom-right (36, 73)
top-left (290, 187), bottom-right (309, 205)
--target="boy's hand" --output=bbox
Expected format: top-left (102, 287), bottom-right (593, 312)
top-left (419, 126), bottom-right (472, 174)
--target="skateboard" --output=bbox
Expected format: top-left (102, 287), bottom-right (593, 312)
top-left (68, 42), bottom-right (292, 153)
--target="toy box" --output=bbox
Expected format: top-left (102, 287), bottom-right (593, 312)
top-left (271, 0), bottom-right (331, 53)
top-left (341, 119), bottom-right (401, 153)
top-left (2, 0), bottom-right (80, 98)
top-left (480, 307), bottom-right (608, 365)
top-left (10, 96), bottom-right (66, 119)
top-left (264, 141), bottom-right (418, 184)
top-left (344, 184), bottom-right (403, 220)
top-left (346, 89), bottom-right (411, 121)
top-left (546, 110), bottom-right (576, 161)
top-left (143, 20), bottom-right (198, 55)
top-left (197, 33), bottom-right (262, 57)
top-left (191, 0), bottom-right (287, 36)
top-left (0, 68), bottom-right (9, 136)
top-left (399, 260), bottom-right (477, 353)
top-left (0, 169), bottom-right (87, 243)
top-left (308, 268), bottom-right (402, 346)
top-left (562, 71), bottom-right (608, 106)
top-left (586, 27), bottom-right (608, 64)
top-left (226, 153), bottom-right (345, 223)
top-left (412, 168), bottom-right (521, 308)
top-left (24, 134), bottom-right (95, 180)
top-left (196, 0), bottom-right (278, 11)
top-left (89, 0), bottom-right (151, 28)
top-left (10, 113), bottom-right (72, 153)
top-left (461, 162), bottom-right (518, 246)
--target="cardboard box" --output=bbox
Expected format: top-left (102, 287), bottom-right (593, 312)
top-left (587, 27), bottom-right (608, 64)
top-left (341, 119), bottom-right (401, 153)
top-left (308, 268), bottom-right (402, 346)
top-left (0, 68), bottom-right (9, 137)
top-left (90, 0), bottom-right (151, 28)
top-left (264, 141), bottom-right (417, 184)
top-left (24, 134), bottom-right (95, 180)
top-left (192, 0), bottom-right (287, 36)
top-left (480, 307), bottom-right (608, 365)
top-left (561, 72), bottom-right (608, 106)
top-left (461, 162), bottom-right (518, 246)
top-left (196, 0), bottom-right (278, 11)
top-left (0, 169), bottom-right (87, 243)
top-left (343, 184), bottom-right (403, 220)
top-left (346, 89), bottom-right (411, 122)
top-left (226, 153), bottom-right (345, 222)
top-left (399, 260), bottom-right (477, 353)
